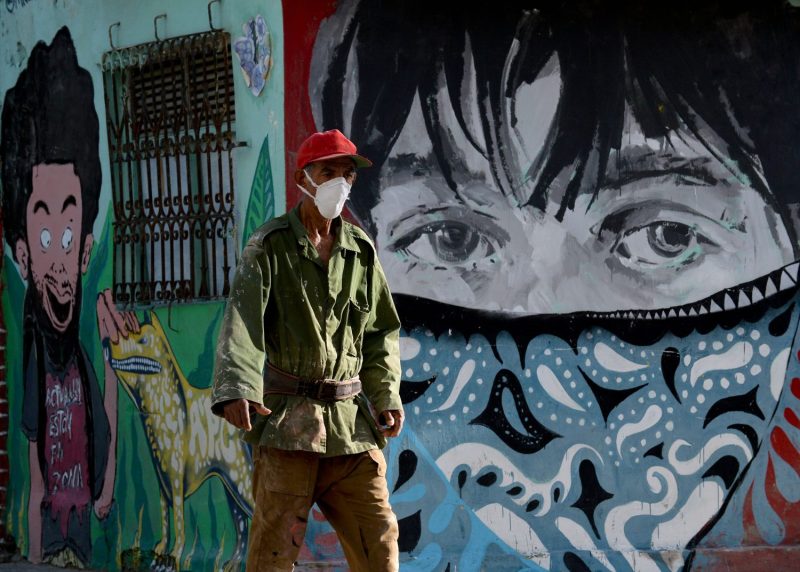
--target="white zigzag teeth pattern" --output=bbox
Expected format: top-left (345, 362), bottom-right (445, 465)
top-left (590, 260), bottom-right (800, 320)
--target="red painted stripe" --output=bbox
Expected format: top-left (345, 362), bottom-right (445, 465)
top-left (771, 427), bottom-right (800, 473)
top-left (785, 407), bottom-right (800, 430)
top-left (791, 378), bottom-right (800, 400)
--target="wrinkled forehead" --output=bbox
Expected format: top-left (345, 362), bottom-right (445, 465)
top-left (306, 157), bottom-right (357, 173)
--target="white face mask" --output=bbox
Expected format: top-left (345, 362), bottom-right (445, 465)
top-left (296, 169), bottom-right (351, 220)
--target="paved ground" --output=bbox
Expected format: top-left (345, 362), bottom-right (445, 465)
top-left (0, 559), bottom-right (339, 571)
top-left (0, 555), bottom-right (340, 571)
top-left (0, 561), bottom-right (88, 571)
top-left (0, 565), bottom-right (67, 571)
top-left (0, 551), bottom-right (99, 572)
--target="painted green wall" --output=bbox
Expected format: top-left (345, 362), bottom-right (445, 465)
top-left (1, 1), bottom-right (284, 569)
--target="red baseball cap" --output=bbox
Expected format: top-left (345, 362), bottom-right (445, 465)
top-left (295, 129), bottom-right (372, 170)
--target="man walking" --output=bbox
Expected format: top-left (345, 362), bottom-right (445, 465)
top-left (212, 129), bottom-right (403, 571)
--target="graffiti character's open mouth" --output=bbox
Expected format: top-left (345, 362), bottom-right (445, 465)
top-left (45, 282), bottom-right (72, 329)
top-left (111, 355), bottom-right (162, 375)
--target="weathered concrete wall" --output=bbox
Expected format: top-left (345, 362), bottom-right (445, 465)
top-left (2, 1), bottom-right (800, 571)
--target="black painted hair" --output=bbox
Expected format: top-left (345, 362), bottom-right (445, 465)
top-left (311, 0), bottom-right (800, 241)
top-left (1, 26), bottom-right (101, 249)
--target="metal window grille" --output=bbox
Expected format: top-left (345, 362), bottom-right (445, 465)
top-left (101, 30), bottom-right (242, 307)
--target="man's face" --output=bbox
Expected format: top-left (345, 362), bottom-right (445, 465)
top-left (300, 157), bottom-right (357, 193)
top-left (19, 163), bottom-right (89, 333)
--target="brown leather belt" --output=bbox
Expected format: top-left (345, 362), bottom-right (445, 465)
top-left (263, 363), bottom-right (362, 402)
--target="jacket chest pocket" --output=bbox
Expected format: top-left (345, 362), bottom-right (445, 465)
top-left (343, 298), bottom-right (370, 358)
top-left (339, 253), bottom-right (372, 360)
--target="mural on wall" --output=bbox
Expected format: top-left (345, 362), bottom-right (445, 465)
top-left (0, 27), bottom-right (137, 568)
top-left (233, 15), bottom-right (272, 97)
top-left (0, 19), bottom-right (282, 570)
top-left (101, 136), bottom-right (293, 572)
top-left (109, 311), bottom-right (252, 572)
top-left (284, 0), bottom-right (800, 569)
top-left (1, 2), bottom-right (799, 571)
top-left (0, 12), bottom-right (282, 572)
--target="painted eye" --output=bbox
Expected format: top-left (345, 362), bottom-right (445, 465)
top-left (61, 227), bottom-right (73, 250)
top-left (398, 221), bottom-right (497, 265)
top-left (614, 221), bottom-right (709, 269)
top-left (40, 228), bottom-right (52, 249)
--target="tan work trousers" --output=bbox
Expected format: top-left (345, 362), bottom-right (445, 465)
top-left (247, 447), bottom-right (400, 572)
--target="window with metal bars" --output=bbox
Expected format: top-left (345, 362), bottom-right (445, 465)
top-left (101, 30), bottom-right (242, 307)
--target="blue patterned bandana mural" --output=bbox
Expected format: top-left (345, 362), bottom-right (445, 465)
top-left (384, 264), bottom-right (800, 571)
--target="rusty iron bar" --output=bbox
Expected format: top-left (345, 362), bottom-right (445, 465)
top-left (101, 30), bottom-right (242, 307)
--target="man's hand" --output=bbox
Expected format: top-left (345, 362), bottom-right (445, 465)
top-left (379, 409), bottom-right (404, 438)
top-left (222, 399), bottom-right (271, 431)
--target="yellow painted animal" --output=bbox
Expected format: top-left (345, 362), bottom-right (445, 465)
top-left (109, 311), bottom-right (253, 572)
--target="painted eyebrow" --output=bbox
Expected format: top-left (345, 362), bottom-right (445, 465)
top-left (32, 200), bottom-right (50, 215)
top-left (61, 195), bottom-right (77, 213)
top-left (605, 154), bottom-right (722, 188)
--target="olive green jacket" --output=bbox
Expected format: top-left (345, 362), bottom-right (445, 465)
top-left (211, 206), bottom-right (403, 456)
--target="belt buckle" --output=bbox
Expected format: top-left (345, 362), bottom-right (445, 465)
top-left (298, 378), bottom-right (314, 399)
top-left (318, 380), bottom-right (336, 401)
top-left (299, 378), bottom-right (328, 401)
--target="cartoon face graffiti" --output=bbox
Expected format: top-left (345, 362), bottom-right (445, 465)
top-left (1, 27), bottom-right (120, 567)
top-left (16, 164), bottom-right (92, 332)
top-left (304, 1), bottom-right (800, 570)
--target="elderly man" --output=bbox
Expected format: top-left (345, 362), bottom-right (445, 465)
top-left (211, 129), bottom-right (403, 571)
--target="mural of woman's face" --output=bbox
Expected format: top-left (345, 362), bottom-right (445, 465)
top-left (305, 3), bottom-right (800, 568)
top-left (16, 163), bottom-right (91, 333)
top-left (357, 51), bottom-right (800, 570)
top-left (371, 57), bottom-right (796, 314)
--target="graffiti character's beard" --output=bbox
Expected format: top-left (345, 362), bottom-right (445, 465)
top-left (388, 261), bottom-right (800, 571)
top-left (24, 275), bottom-right (82, 372)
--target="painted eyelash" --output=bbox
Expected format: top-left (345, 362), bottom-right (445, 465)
top-left (389, 218), bottom-right (508, 256)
